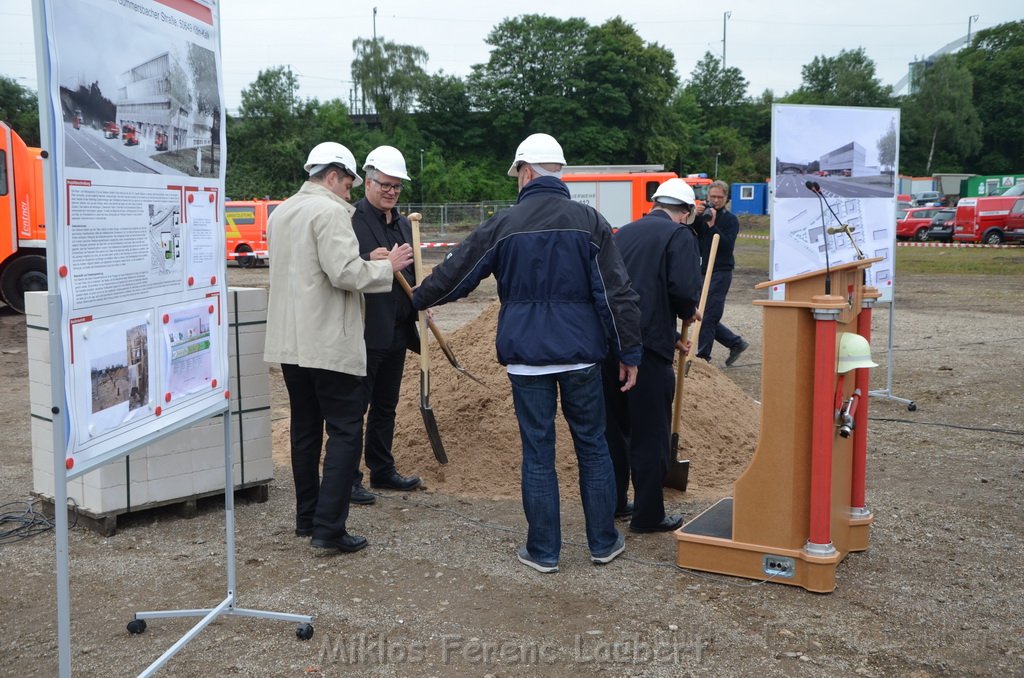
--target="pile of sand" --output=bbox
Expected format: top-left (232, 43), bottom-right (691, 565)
top-left (390, 301), bottom-right (759, 501)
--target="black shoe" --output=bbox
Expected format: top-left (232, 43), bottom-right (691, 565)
top-left (614, 501), bottom-right (634, 519)
top-left (370, 471), bottom-right (422, 491)
top-left (349, 484), bottom-right (377, 505)
top-left (630, 514), bottom-right (683, 534)
top-left (311, 534), bottom-right (368, 554)
top-left (725, 339), bottom-right (749, 367)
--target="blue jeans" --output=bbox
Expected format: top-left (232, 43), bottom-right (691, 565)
top-left (509, 365), bottom-right (620, 564)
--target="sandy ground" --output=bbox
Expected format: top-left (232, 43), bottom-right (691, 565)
top-left (0, 241), bottom-right (1022, 677)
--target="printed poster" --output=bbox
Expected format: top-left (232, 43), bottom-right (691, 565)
top-left (770, 104), bottom-right (900, 302)
top-left (40, 0), bottom-right (228, 474)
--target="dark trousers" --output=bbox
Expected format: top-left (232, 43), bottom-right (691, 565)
top-left (697, 269), bottom-right (743, 360)
top-left (602, 351), bottom-right (674, 528)
top-left (355, 323), bottom-right (411, 485)
top-left (282, 364), bottom-right (365, 540)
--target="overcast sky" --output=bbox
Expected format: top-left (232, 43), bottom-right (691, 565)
top-left (1, 0), bottom-right (1020, 114)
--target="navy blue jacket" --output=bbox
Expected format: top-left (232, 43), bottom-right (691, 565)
top-left (412, 176), bottom-right (642, 367)
top-left (614, 210), bottom-right (702, 362)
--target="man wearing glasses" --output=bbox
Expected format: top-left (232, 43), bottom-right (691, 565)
top-left (264, 142), bottom-right (413, 554)
top-left (350, 146), bottom-right (423, 503)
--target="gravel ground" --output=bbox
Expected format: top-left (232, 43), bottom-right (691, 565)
top-left (0, 242), bottom-right (1021, 677)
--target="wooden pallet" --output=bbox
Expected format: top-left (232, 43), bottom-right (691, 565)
top-left (34, 481), bottom-right (271, 537)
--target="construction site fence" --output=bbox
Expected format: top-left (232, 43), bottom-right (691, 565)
top-left (396, 202), bottom-right (516, 235)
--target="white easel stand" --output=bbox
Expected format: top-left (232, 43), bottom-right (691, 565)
top-left (868, 298), bottom-right (917, 411)
top-left (126, 407), bottom-right (313, 676)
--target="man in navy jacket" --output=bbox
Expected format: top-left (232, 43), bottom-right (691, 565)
top-left (412, 133), bottom-right (641, 573)
top-left (602, 178), bottom-right (702, 533)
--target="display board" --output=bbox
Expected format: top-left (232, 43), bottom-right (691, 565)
top-left (39, 0), bottom-right (227, 477)
top-left (770, 104), bottom-right (900, 302)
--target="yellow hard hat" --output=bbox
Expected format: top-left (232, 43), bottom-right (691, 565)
top-left (836, 332), bottom-right (878, 374)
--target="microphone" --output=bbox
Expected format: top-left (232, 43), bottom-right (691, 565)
top-left (826, 225), bottom-right (851, 235)
top-left (805, 180), bottom-right (819, 193)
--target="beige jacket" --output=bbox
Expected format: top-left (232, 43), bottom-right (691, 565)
top-left (263, 181), bottom-right (393, 375)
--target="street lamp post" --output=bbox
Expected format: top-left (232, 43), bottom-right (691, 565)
top-left (967, 14), bottom-right (979, 44)
top-left (419, 148), bottom-right (424, 205)
top-left (722, 11), bottom-right (732, 70)
top-left (715, 153), bottom-right (721, 179)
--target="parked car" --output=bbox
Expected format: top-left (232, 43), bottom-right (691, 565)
top-left (897, 200), bottom-right (914, 211)
top-left (926, 209), bottom-right (956, 243)
top-left (1003, 198), bottom-right (1024, 244)
top-left (914, 191), bottom-right (947, 207)
top-left (102, 121), bottom-right (119, 139)
top-left (897, 207), bottom-right (945, 241)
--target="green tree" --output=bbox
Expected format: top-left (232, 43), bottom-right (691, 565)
top-left (574, 17), bottom-right (679, 163)
top-left (786, 48), bottom-right (893, 107)
top-left (900, 54), bottom-right (980, 175)
top-left (467, 15), bottom-right (589, 149)
top-left (416, 73), bottom-right (487, 152)
top-left (957, 21), bottom-right (1024, 172)
top-left (468, 15), bottom-right (681, 164)
top-left (0, 75), bottom-right (39, 146)
top-left (350, 37), bottom-right (428, 132)
top-left (229, 67), bottom-right (321, 199)
top-left (686, 52), bottom-right (749, 110)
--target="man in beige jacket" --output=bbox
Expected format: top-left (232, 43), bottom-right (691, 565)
top-left (264, 141), bottom-right (413, 555)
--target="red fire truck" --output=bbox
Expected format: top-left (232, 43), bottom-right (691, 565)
top-left (562, 166), bottom-right (713, 227)
top-left (0, 121), bottom-right (47, 313)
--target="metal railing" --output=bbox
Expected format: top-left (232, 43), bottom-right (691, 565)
top-left (397, 201), bottom-right (516, 235)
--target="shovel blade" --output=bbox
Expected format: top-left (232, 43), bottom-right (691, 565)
top-left (664, 433), bottom-right (689, 491)
top-left (664, 459), bottom-right (690, 492)
top-left (420, 405), bottom-right (448, 464)
top-left (419, 369), bottom-right (448, 464)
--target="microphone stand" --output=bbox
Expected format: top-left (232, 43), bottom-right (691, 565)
top-left (811, 181), bottom-right (870, 287)
top-left (805, 180), bottom-right (832, 295)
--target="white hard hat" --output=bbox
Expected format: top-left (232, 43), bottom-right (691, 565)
top-left (363, 145), bottom-right (411, 181)
top-left (651, 178), bottom-right (696, 207)
top-left (652, 178), bottom-right (697, 224)
top-left (304, 142), bottom-right (362, 187)
top-left (506, 133), bottom-right (567, 176)
top-left (836, 333), bottom-right (878, 374)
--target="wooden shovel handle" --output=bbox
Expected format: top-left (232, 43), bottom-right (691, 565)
top-left (409, 214), bottom-right (429, 381)
top-left (671, 319), bottom-right (693, 437)
top-left (671, 233), bottom-right (720, 438)
top-left (682, 233), bottom-right (720, 373)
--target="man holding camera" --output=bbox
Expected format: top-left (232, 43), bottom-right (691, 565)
top-left (694, 180), bottom-right (748, 366)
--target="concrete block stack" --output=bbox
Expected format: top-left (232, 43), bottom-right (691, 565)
top-left (27, 287), bottom-right (273, 520)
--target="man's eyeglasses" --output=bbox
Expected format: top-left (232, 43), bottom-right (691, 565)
top-left (373, 178), bottom-right (404, 193)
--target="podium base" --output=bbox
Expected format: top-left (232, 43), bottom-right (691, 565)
top-left (674, 498), bottom-right (851, 593)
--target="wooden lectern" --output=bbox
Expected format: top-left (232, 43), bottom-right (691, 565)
top-left (674, 258), bottom-right (882, 593)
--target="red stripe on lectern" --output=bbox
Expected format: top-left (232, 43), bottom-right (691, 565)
top-left (154, 0), bottom-right (213, 24)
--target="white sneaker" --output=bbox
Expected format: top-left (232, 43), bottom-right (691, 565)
top-left (517, 546), bottom-right (558, 573)
top-left (591, 534), bottom-right (626, 565)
